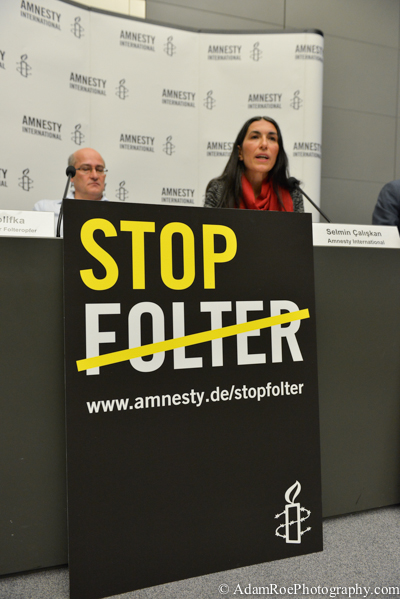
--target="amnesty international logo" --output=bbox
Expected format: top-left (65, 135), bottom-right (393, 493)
top-left (164, 36), bottom-right (176, 57)
top-left (163, 136), bottom-right (175, 156)
top-left (293, 141), bottom-right (321, 159)
top-left (116, 79), bottom-right (129, 100)
top-left (120, 134), bottom-right (155, 152)
top-left (290, 90), bottom-right (303, 110)
top-left (275, 481), bottom-right (311, 544)
top-left (120, 30), bottom-right (155, 52)
top-left (71, 124), bottom-right (85, 146)
top-left (0, 50), bottom-right (5, 70)
top-left (248, 93), bottom-right (282, 110)
top-left (18, 168), bottom-right (34, 192)
top-left (161, 187), bottom-right (195, 205)
top-left (250, 42), bottom-right (262, 61)
top-left (0, 168), bottom-right (8, 187)
top-left (208, 44), bottom-right (241, 60)
top-left (162, 89), bottom-right (195, 108)
top-left (70, 72), bottom-right (106, 95)
top-left (203, 90), bottom-right (216, 110)
top-left (20, 1), bottom-right (61, 30)
top-left (16, 54), bottom-right (32, 78)
top-left (206, 141), bottom-right (233, 157)
top-left (71, 16), bottom-right (84, 39)
top-left (22, 116), bottom-right (62, 140)
top-left (116, 181), bottom-right (128, 202)
top-left (295, 44), bottom-right (323, 62)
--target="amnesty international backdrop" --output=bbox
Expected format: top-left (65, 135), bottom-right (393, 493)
top-left (0, 0), bottom-right (323, 215)
top-left (63, 200), bottom-right (322, 599)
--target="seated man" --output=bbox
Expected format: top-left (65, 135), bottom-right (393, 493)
top-left (372, 179), bottom-right (400, 233)
top-left (33, 147), bottom-right (109, 234)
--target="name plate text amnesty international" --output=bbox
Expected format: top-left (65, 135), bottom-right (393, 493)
top-left (312, 224), bottom-right (400, 249)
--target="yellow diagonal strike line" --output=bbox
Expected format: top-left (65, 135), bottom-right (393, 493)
top-left (76, 308), bottom-right (309, 372)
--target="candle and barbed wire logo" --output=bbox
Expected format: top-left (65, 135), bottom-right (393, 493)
top-left (16, 54), bottom-right (32, 78)
top-left (250, 42), bottom-right (262, 61)
top-left (0, 50), bottom-right (5, 70)
top-left (164, 36), bottom-right (176, 57)
top-left (71, 16), bottom-right (84, 39)
top-left (116, 79), bottom-right (129, 100)
top-left (18, 168), bottom-right (34, 192)
top-left (71, 124), bottom-right (85, 146)
top-left (203, 90), bottom-right (216, 110)
top-left (290, 90), bottom-right (303, 110)
top-left (163, 136), bottom-right (175, 156)
top-left (116, 181), bottom-right (129, 201)
top-left (275, 481), bottom-right (311, 544)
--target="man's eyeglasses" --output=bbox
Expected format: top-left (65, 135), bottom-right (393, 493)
top-left (76, 166), bottom-right (107, 174)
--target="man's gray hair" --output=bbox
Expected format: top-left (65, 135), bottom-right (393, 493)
top-left (68, 152), bottom-right (77, 167)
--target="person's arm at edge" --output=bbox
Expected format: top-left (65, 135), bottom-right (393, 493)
top-left (372, 181), bottom-right (400, 231)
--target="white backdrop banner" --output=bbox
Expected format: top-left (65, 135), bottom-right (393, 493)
top-left (0, 0), bottom-right (323, 215)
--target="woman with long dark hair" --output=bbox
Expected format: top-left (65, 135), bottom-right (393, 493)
top-left (204, 116), bottom-right (303, 212)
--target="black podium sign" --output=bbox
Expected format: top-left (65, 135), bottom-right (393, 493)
top-left (63, 200), bottom-right (322, 599)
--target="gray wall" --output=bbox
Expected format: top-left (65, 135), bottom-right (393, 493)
top-left (146, 0), bottom-right (400, 225)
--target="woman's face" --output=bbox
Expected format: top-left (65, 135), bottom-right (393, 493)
top-left (238, 120), bottom-right (280, 179)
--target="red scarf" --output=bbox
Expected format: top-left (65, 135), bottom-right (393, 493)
top-left (239, 174), bottom-right (293, 211)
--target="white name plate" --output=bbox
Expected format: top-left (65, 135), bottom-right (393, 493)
top-left (312, 223), bottom-right (400, 249)
top-left (0, 210), bottom-right (54, 238)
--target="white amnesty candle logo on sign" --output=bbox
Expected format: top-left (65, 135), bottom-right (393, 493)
top-left (275, 481), bottom-right (311, 544)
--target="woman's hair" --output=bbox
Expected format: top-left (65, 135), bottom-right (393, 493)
top-left (206, 116), bottom-right (292, 208)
